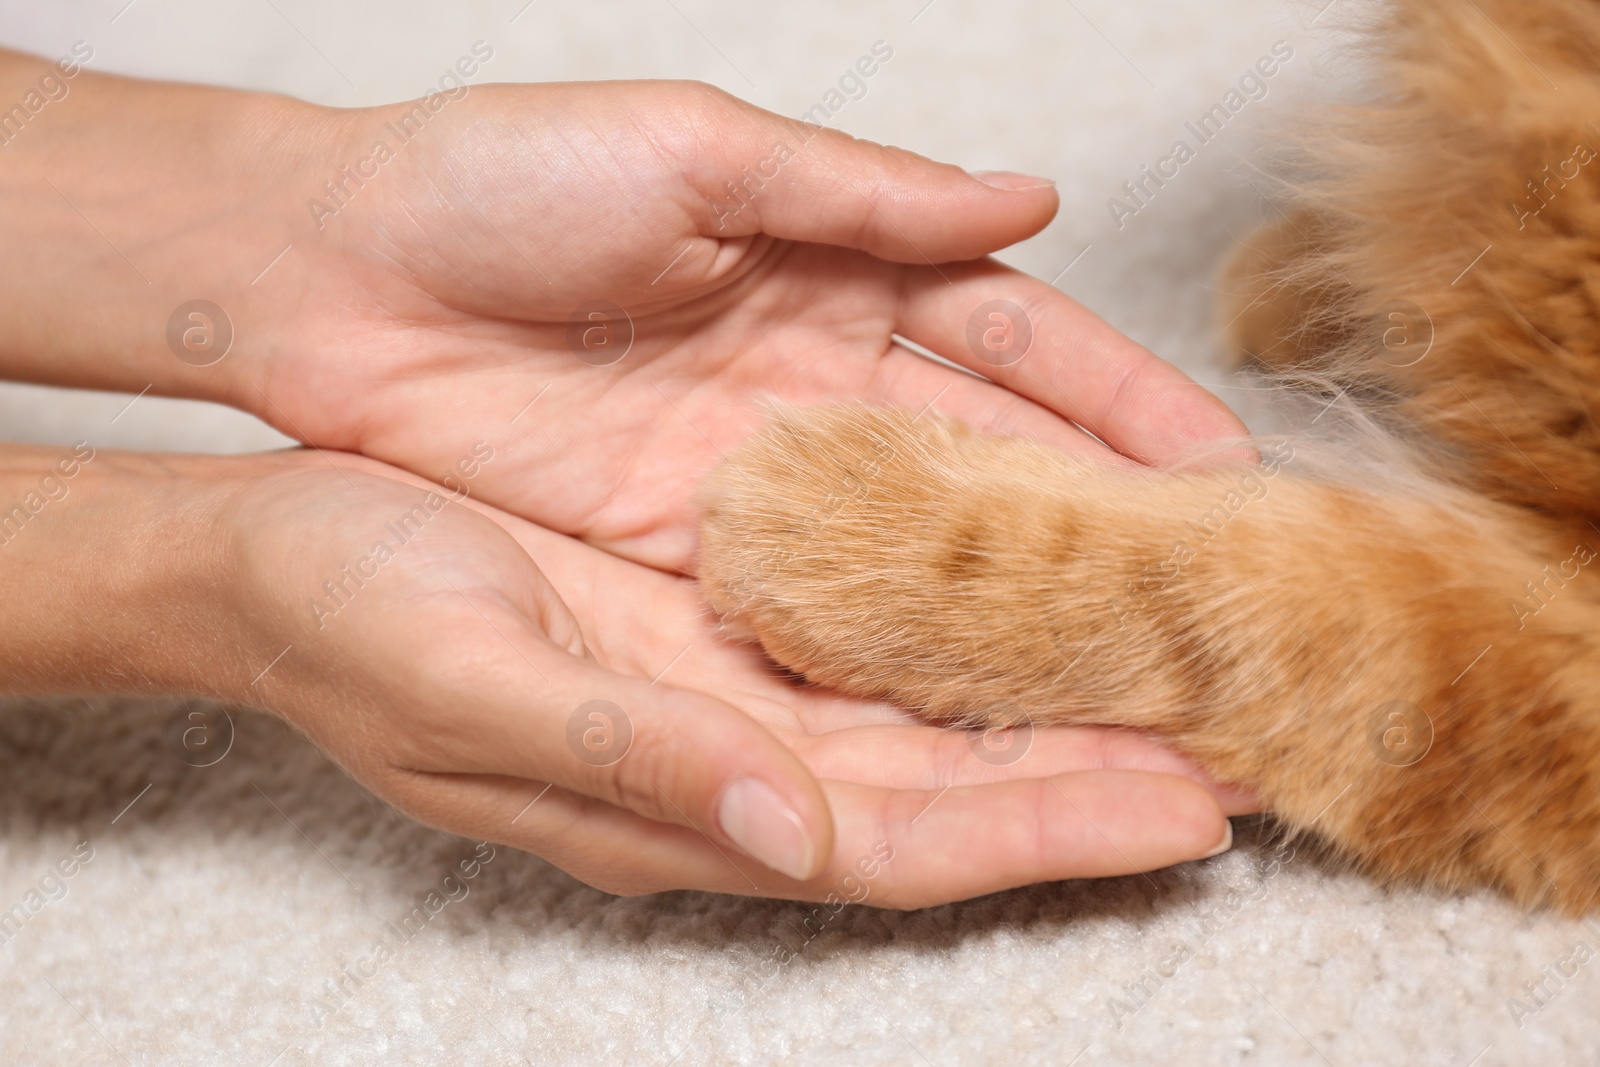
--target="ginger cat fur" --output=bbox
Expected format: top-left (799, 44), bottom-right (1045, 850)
top-left (695, 0), bottom-right (1600, 915)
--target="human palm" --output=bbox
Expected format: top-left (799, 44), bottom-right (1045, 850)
top-left (230, 450), bottom-right (1250, 905)
top-left (250, 81), bottom-right (1244, 571)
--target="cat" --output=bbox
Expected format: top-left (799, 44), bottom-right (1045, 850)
top-left (694, 0), bottom-right (1600, 915)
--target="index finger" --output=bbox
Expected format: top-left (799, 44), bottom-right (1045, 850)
top-left (792, 721), bottom-right (1261, 817)
top-left (896, 258), bottom-right (1248, 465)
top-left (426, 768), bottom-right (1232, 908)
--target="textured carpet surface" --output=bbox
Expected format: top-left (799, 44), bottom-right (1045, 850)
top-left (1, 2), bottom-right (1593, 1065)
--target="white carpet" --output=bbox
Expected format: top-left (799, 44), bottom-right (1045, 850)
top-left (1, 1), bottom-right (1592, 1064)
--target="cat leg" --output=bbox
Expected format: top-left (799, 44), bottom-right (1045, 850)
top-left (697, 405), bottom-right (1600, 913)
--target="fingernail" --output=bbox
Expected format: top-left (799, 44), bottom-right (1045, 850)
top-left (717, 778), bottom-right (816, 881)
top-left (970, 169), bottom-right (1056, 191)
top-left (1202, 819), bottom-right (1234, 859)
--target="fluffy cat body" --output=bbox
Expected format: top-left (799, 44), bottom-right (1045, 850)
top-left (697, 0), bottom-right (1600, 914)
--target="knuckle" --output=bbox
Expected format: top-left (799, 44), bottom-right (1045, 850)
top-left (603, 720), bottom-right (694, 824)
top-left (659, 80), bottom-right (740, 139)
top-left (679, 79), bottom-right (735, 107)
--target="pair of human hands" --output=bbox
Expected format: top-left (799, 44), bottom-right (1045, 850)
top-left (11, 62), bottom-right (1252, 905)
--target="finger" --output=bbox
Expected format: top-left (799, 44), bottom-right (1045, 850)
top-left (394, 595), bottom-right (836, 882)
top-left (402, 768), bottom-right (1232, 908)
top-left (684, 86), bottom-right (1059, 263)
top-left (793, 722), bottom-right (1262, 816)
top-left (390, 771), bottom-right (752, 898)
top-left (830, 771), bottom-right (1232, 909)
top-left (896, 259), bottom-right (1250, 465)
top-left (868, 339), bottom-right (1134, 465)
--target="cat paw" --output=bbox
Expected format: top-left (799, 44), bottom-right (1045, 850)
top-left (694, 404), bottom-right (1123, 723)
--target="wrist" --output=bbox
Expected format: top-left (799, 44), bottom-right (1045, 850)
top-left (0, 443), bottom-right (268, 702)
top-left (0, 46), bottom-right (336, 412)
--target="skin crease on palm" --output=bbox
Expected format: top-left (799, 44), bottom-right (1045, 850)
top-left (0, 58), bottom-right (1259, 907)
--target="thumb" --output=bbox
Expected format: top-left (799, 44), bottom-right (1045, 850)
top-left (684, 86), bottom-right (1059, 262)
top-left (426, 628), bottom-right (836, 883)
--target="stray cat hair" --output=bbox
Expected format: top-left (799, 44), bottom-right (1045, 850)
top-left (695, 0), bottom-right (1600, 914)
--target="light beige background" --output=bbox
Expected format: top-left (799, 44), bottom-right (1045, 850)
top-left (0, 2), bottom-right (1586, 1065)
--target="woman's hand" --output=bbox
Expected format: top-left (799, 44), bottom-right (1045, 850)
top-left (0, 443), bottom-right (1242, 906)
top-left (0, 59), bottom-right (1246, 574)
top-left (257, 79), bottom-right (1252, 571)
top-left (223, 451), bottom-right (1245, 906)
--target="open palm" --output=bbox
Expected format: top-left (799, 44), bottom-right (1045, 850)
top-left (245, 80), bottom-right (1245, 571)
top-left (238, 450), bottom-right (1249, 906)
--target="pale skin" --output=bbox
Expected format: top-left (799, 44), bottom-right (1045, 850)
top-left (0, 46), bottom-right (1254, 907)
